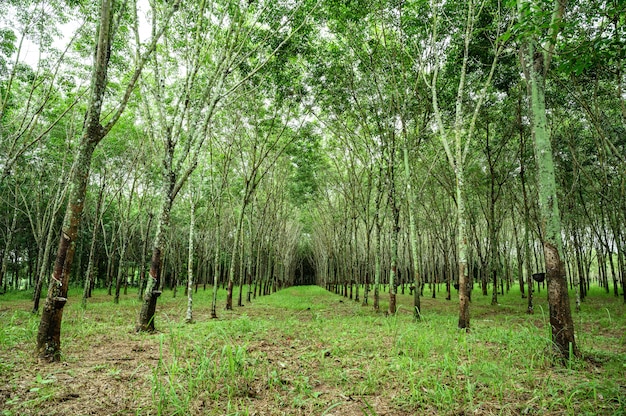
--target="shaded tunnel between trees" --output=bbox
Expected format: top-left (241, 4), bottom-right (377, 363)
top-left (294, 256), bottom-right (316, 286)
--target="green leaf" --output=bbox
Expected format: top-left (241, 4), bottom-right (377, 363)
top-left (35, 374), bottom-right (54, 384)
top-left (498, 30), bottom-right (512, 44)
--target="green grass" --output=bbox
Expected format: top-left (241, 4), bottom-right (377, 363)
top-left (0, 284), bottom-right (625, 415)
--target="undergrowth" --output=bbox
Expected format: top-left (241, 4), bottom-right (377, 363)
top-left (0, 284), bottom-right (624, 415)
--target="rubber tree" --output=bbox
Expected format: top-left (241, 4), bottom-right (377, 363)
top-left (403, 143), bottom-right (423, 320)
top-left (307, 7), bottom-right (424, 313)
top-left (135, 0), bottom-right (233, 331)
top-left (208, 140), bottom-right (234, 318)
top-left (380, 4), bottom-right (431, 318)
top-left (185, 186), bottom-right (196, 323)
top-left (36, 0), bottom-right (179, 361)
top-left (28, 163), bottom-right (70, 313)
top-left (224, 87), bottom-right (302, 310)
top-left (9, 83), bottom-right (74, 307)
top-left (81, 174), bottom-right (107, 308)
top-left (426, 0), bottom-right (506, 330)
top-left (0, 182), bottom-right (19, 293)
top-left (518, 0), bottom-right (577, 359)
top-left (136, 0), bottom-right (313, 330)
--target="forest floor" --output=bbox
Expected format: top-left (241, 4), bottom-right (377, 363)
top-left (0, 284), bottom-right (625, 416)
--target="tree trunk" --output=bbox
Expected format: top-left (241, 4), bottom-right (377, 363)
top-left (373, 225), bottom-right (381, 312)
top-left (227, 207), bottom-right (245, 310)
top-left (82, 180), bottom-right (106, 308)
top-left (211, 217), bottom-right (221, 319)
top-left (0, 188), bottom-right (19, 293)
top-left (185, 200), bottom-right (195, 323)
top-left (137, 213), bottom-right (153, 300)
top-left (237, 219), bottom-right (246, 307)
top-left (522, 33), bottom-right (577, 359)
top-left (520, 135), bottom-right (535, 314)
top-left (36, 138), bottom-right (100, 361)
top-left (136, 184), bottom-right (173, 332)
top-left (33, 207), bottom-right (61, 314)
top-left (388, 185), bottom-right (400, 316)
top-left (456, 166), bottom-right (470, 330)
top-left (113, 239), bottom-right (129, 304)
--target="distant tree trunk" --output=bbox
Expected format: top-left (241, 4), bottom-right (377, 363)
top-left (211, 219), bottom-right (221, 319)
top-left (373, 223), bottom-right (381, 312)
top-left (0, 188), bottom-right (19, 293)
top-left (185, 199), bottom-right (195, 323)
top-left (403, 145), bottom-right (422, 320)
top-left (137, 213), bottom-right (153, 300)
top-left (33, 207), bottom-right (62, 313)
top-left (226, 212), bottom-right (244, 311)
top-left (82, 180), bottom-right (106, 308)
top-left (113, 238), bottom-right (129, 304)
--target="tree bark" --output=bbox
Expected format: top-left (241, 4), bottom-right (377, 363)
top-left (456, 166), bottom-right (470, 330)
top-left (81, 179), bottom-right (106, 308)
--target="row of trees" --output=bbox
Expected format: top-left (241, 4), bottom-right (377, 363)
top-left (0, 0), bottom-right (624, 362)
top-left (306, 0), bottom-right (624, 359)
top-left (1, 0), bottom-right (318, 360)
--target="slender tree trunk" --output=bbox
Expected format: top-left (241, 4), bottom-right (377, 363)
top-left (403, 146), bottom-right (422, 319)
top-left (33, 209), bottom-right (61, 313)
top-left (387, 185), bottom-right (399, 315)
top-left (106, 234), bottom-right (117, 296)
top-left (226, 219), bottom-right (241, 311)
top-left (0, 190), bottom-right (19, 293)
top-left (520, 137), bottom-right (535, 314)
top-left (113, 238), bottom-right (129, 304)
top-left (81, 180), bottom-right (106, 308)
top-left (210, 209), bottom-right (223, 318)
top-left (373, 224), bottom-right (381, 312)
top-left (185, 200), bottom-right (195, 323)
top-left (237, 218), bottom-right (247, 307)
top-left (137, 213), bottom-right (153, 300)
top-left (456, 166), bottom-right (470, 330)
